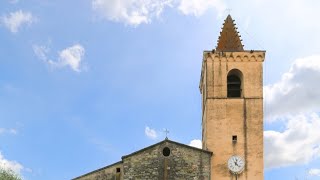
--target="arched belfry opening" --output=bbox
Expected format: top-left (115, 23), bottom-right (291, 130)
top-left (227, 69), bottom-right (243, 98)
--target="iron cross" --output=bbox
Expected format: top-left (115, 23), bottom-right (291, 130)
top-left (164, 128), bottom-right (169, 139)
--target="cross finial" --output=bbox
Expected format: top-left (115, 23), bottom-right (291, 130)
top-left (226, 8), bottom-right (232, 15)
top-left (163, 128), bottom-right (169, 139)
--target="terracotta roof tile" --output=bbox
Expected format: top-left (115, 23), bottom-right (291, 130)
top-left (216, 15), bottom-right (244, 51)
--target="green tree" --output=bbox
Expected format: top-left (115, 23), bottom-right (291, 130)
top-left (0, 168), bottom-right (22, 180)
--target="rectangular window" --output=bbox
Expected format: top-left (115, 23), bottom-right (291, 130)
top-left (232, 135), bottom-right (237, 143)
top-left (116, 168), bottom-right (121, 180)
top-left (116, 168), bottom-right (121, 173)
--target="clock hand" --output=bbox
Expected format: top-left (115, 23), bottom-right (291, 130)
top-left (234, 161), bottom-right (239, 167)
top-left (234, 159), bottom-right (239, 166)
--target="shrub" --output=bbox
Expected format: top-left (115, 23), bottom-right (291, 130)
top-left (0, 168), bottom-right (22, 180)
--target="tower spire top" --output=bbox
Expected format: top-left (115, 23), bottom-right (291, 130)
top-left (216, 15), bottom-right (244, 51)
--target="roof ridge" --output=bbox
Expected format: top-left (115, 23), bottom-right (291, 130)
top-left (121, 139), bottom-right (212, 159)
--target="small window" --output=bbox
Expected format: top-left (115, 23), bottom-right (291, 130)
top-left (115, 168), bottom-right (121, 180)
top-left (163, 147), bottom-right (171, 157)
top-left (232, 135), bottom-right (237, 143)
top-left (116, 168), bottom-right (121, 173)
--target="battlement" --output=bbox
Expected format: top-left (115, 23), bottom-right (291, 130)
top-left (203, 50), bottom-right (266, 62)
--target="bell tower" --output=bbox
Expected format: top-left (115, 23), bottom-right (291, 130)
top-left (200, 15), bottom-right (265, 180)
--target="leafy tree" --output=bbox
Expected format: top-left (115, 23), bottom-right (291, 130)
top-left (0, 168), bottom-right (22, 180)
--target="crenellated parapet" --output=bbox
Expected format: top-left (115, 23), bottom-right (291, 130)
top-left (203, 50), bottom-right (266, 62)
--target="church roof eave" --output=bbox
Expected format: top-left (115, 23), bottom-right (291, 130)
top-left (72, 161), bottom-right (123, 180)
top-left (121, 139), bottom-right (213, 160)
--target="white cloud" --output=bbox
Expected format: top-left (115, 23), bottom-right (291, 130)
top-left (264, 55), bottom-right (320, 121)
top-left (0, 152), bottom-right (23, 174)
top-left (145, 126), bottom-right (158, 139)
top-left (178, 0), bottom-right (226, 17)
top-left (33, 44), bottom-right (85, 72)
top-left (189, 139), bottom-right (202, 149)
top-left (309, 168), bottom-right (320, 176)
top-left (91, 0), bottom-right (226, 26)
top-left (92, 0), bottom-right (172, 26)
top-left (56, 44), bottom-right (85, 72)
top-left (0, 10), bottom-right (36, 33)
top-left (264, 113), bottom-right (320, 169)
top-left (33, 44), bottom-right (50, 62)
top-left (0, 128), bottom-right (17, 135)
top-left (263, 55), bottom-right (320, 169)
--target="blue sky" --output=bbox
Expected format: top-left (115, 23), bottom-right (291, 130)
top-left (0, 0), bottom-right (320, 179)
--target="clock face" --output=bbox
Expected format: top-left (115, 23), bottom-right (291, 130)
top-left (227, 155), bottom-right (245, 174)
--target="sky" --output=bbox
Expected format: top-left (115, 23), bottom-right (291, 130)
top-left (0, 0), bottom-right (320, 179)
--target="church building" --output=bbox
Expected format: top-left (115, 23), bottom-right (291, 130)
top-left (73, 15), bottom-right (265, 180)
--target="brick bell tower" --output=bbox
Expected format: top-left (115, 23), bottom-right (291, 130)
top-left (200, 15), bottom-right (265, 180)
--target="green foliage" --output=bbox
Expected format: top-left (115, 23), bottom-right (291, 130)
top-left (0, 168), bottom-right (22, 180)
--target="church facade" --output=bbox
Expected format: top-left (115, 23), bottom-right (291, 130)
top-left (74, 139), bottom-right (212, 180)
top-left (73, 15), bottom-right (265, 180)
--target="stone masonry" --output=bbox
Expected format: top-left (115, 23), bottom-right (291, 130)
top-left (73, 139), bottom-right (212, 180)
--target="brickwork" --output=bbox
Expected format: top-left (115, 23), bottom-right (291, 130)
top-left (200, 51), bottom-right (265, 180)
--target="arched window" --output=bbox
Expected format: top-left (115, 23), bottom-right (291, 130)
top-left (227, 69), bottom-right (243, 97)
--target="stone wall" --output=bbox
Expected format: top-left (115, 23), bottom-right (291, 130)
top-left (74, 162), bottom-right (123, 180)
top-left (122, 140), bottom-right (211, 180)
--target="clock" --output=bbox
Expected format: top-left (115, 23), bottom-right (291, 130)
top-left (227, 155), bottom-right (245, 174)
